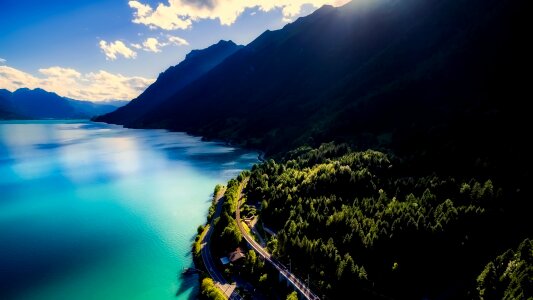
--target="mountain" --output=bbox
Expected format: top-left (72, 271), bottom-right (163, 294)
top-left (94, 40), bottom-right (243, 125)
top-left (69, 99), bottom-right (128, 117)
top-left (97, 100), bottom-right (129, 108)
top-left (0, 88), bottom-right (126, 119)
top-left (11, 88), bottom-right (83, 119)
top-left (0, 89), bottom-right (20, 119)
top-left (113, 0), bottom-right (529, 175)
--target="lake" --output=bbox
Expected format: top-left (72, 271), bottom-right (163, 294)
top-left (0, 120), bottom-right (258, 300)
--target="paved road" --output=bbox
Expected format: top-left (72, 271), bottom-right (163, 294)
top-left (200, 190), bottom-right (242, 300)
top-left (235, 180), bottom-right (320, 300)
top-left (248, 217), bottom-right (266, 247)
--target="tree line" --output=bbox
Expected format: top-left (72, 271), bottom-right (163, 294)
top-left (242, 143), bottom-right (531, 299)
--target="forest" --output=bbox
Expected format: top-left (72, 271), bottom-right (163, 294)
top-left (235, 143), bottom-right (531, 299)
top-left (477, 238), bottom-right (532, 300)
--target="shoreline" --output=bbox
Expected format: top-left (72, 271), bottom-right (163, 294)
top-left (91, 120), bottom-right (269, 162)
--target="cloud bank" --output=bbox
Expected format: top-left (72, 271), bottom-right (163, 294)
top-left (143, 37), bottom-right (164, 52)
top-left (0, 65), bottom-right (154, 101)
top-left (168, 35), bottom-right (189, 46)
top-left (128, 0), bottom-right (351, 30)
top-left (132, 35), bottom-right (189, 53)
top-left (99, 40), bottom-right (137, 60)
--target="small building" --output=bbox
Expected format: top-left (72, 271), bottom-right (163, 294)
top-left (220, 257), bottom-right (230, 265)
top-left (228, 247), bottom-right (246, 263)
top-left (229, 251), bottom-right (245, 263)
top-left (220, 247), bottom-right (246, 266)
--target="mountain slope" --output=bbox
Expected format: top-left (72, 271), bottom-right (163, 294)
top-left (0, 89), bottom-right (20, 119)
top-left (94, 40), bottom-right (243, 125)
top-left (127, 0), bottom-right (529, 176)
top-left (68, 99), bottom-right (128, 118)
top-left (0, 88), bottom-right (126, 119)
top-left (12, 88), bottom-right (82, 119)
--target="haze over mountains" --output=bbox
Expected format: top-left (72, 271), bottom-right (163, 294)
top-left (0, 88), bottom-right (127, 120)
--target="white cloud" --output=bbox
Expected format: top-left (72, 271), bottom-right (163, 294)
top-left (39, 66), bottom-right (81, 78)
top-left (136, 36), bottom-right (189, 53)
top-left (142, 37), bottom-right (165, 52)
top-left (0, 65), bottom-right (154, 101)
top-left (168, 35), bottom-right (189, 46)
top-left (99, 40), bottom-right (137, 60)
top-left (0, 58), bottom-right (6, 64)
top-left (128, 0), bottom-right (351, 30)
top-left (129, 0), bottom-right (191, 30)
top-left (129, 0), bottom-right (152, 17)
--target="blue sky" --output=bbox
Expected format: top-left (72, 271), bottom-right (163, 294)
top-left (0, 0), bottom-right (349, 101)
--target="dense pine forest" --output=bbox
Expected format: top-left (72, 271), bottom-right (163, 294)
top-left (205, 143), bottom-right (531, 299)
top-left (477, 238), bottom-right (532, 300)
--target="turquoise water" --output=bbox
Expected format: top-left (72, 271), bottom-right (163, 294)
top-left (0, 120), bottom-right (258, 300)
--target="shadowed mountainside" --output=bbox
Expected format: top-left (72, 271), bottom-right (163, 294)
top-left (93, 40), bottom-right (243, 125)
top-left (109, 0), bottom-right (530, 179)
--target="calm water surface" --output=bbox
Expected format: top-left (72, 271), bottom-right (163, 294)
top-left (0, 120), bottom-right (258, 300)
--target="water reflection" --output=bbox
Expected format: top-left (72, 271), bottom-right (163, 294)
top-left (0, 120), bottom-right (258, 300)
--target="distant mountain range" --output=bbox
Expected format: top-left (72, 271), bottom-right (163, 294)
top-left (0, 88), bottom-right (127, 120)
top-left (94, 0), bottom-right (529, 175)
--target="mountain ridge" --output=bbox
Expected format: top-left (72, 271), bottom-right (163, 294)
top-left (105, 0), bottom-right (529, 178)
top-left (94, 40), bottom-right (243, 125)
top-left (0, 88), bottom-right (126, 119)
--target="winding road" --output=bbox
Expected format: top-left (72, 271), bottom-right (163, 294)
top-left (199, 190), bottom-right (242, 300)
top-left (235, 180), bottom-right (321, 300)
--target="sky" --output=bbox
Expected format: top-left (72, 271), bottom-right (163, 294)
top-left (0, 0), bottom-right (350, 101)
